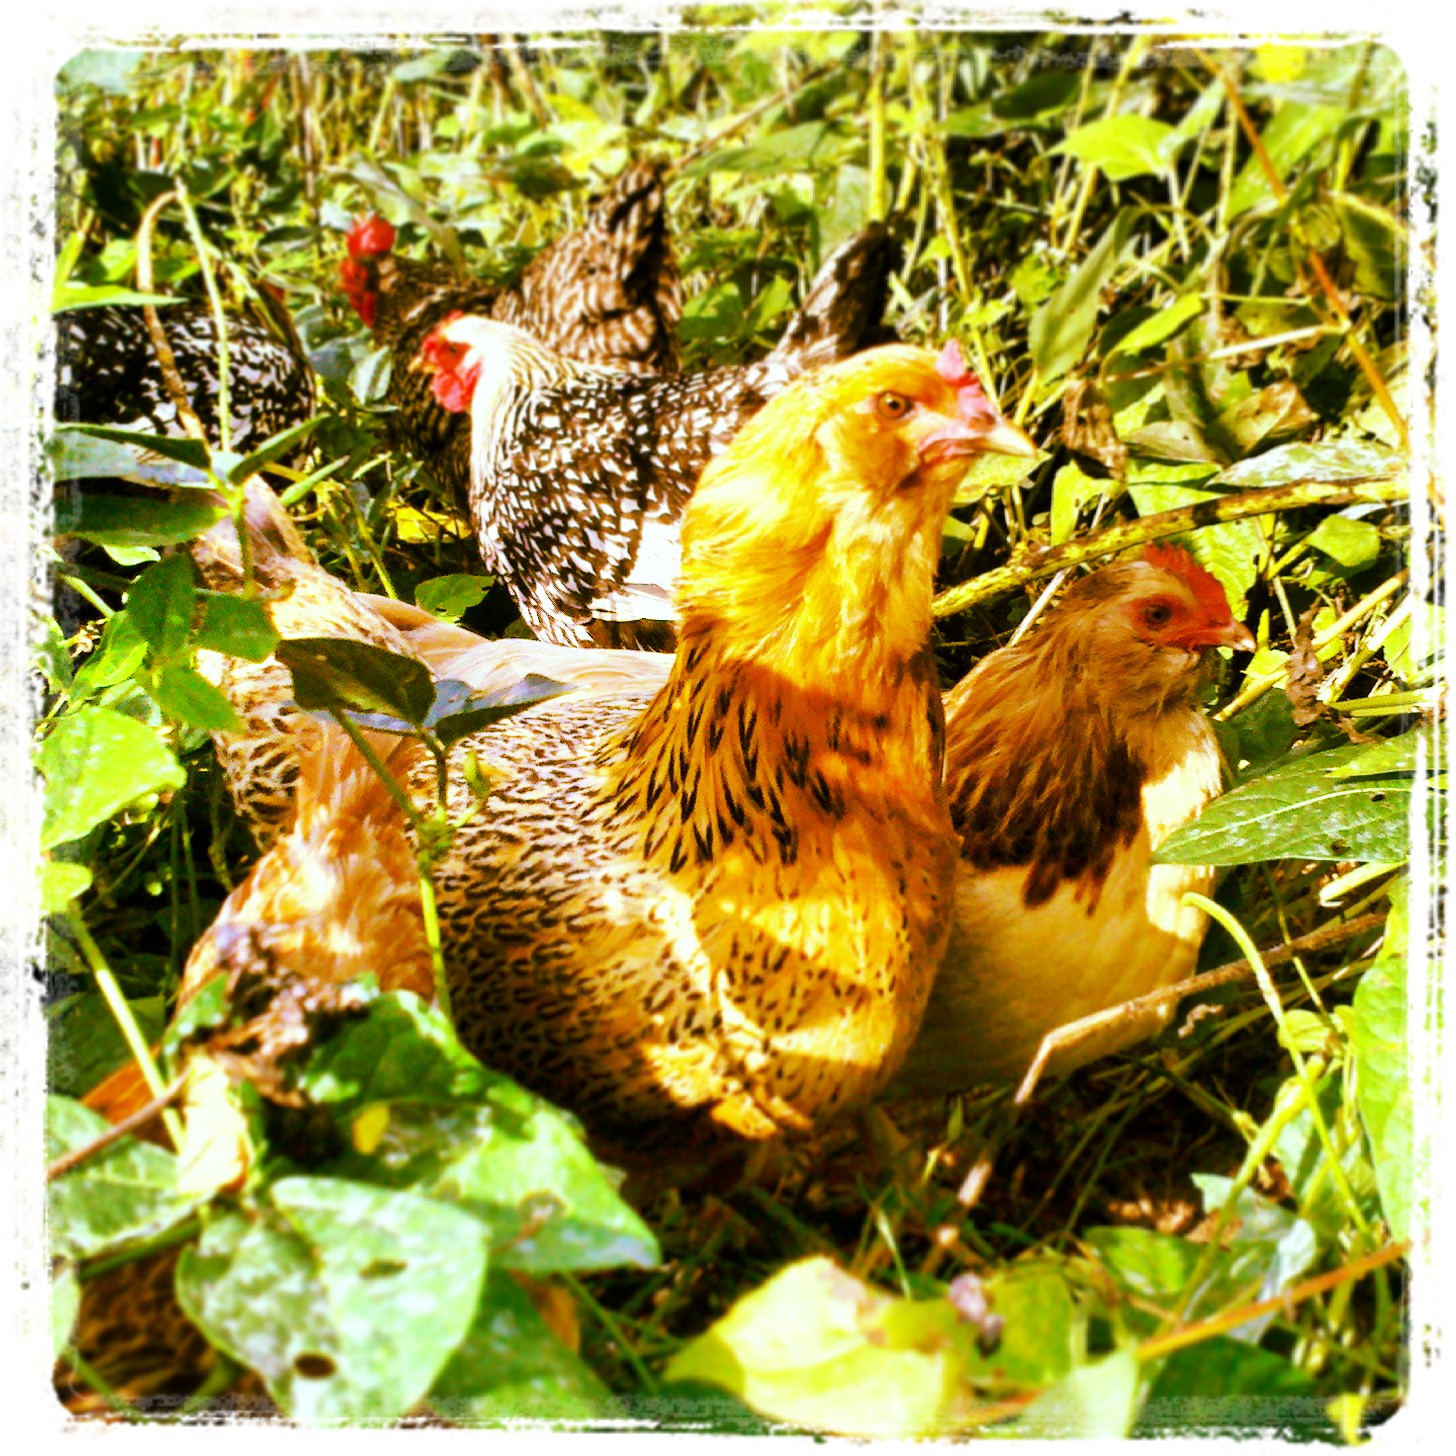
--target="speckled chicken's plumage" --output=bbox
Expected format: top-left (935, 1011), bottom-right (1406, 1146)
top-left (347, 161), bottom-right (682, 503)
top-left (433, 224), bottom-right (898, 648)
top-left (54, 300), bottom-right (315, 449)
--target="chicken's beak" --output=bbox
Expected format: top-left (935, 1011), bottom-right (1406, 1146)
top-left (1186, 621), bottom-right (1256, 652)
top-left (917, 413), bottom-right (1038, 464)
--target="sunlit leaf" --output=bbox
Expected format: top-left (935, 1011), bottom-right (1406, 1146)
top-left (1055, 115), bottom-right (1177, 180)
top-left (1155, 741), bottom-right (1413, 865)
top-left (193, 592), bottom-right (280, 662)
top-left (39, 705), bottom-right (186, 849)
top-left (40, 860), bottom-right (92, 915)
top-left (178, 1179), bottom-right (485, 1423)
top-left (1029, 210), bottom-right (1135, 386)
top-left (151, 663), bottom-right (243, 731)
top-left (1305, 515), bottom-right (1383, 570)
top-left (414, 573), bottom-right (492, 622)
top-left (1015, 1349), bottom-right (1141, 1439)
top-left (277, 636), bottom-right (435, 728)
top-left (126, 551), bottom-right (196, 662)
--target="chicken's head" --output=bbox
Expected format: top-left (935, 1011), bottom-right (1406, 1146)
top-left (339, 214), bottom-right (396, 329)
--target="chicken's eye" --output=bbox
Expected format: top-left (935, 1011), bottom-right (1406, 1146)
top-left (875, 392), bottom-right (914, 421)
top-left (1143, 602), bottom-right (1174, 627)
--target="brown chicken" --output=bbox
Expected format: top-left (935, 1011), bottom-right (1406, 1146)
top-left (896, 545), bottom-right (1254, 1094)
top-left (338, 161), bottom-right (681, 502)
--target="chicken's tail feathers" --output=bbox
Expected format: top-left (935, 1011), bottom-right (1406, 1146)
top-left (769, 223), bottom-right (900, 371)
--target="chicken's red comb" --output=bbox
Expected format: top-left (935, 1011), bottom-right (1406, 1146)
top-left (420, 312), bottom-right (465, 368)
top-left (346, 213), bottom-right (396, 259)
top-left (937, 339), bottom-right (994, 424)
top-left (1142, 543), bottom-right (1233, 622)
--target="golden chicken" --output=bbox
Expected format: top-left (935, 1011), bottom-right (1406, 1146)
top-left (896, 545), bottom-right (1254, 1094)
top-left (403, 344), bottom-right (1034, 1149)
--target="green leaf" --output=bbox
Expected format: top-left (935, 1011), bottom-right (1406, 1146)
top-left (193, 592), bottom-right (281, 662)
top-left (61, 424), bottom-right (212, 473)
top-left (1327, 728), bottom-right (1433, 778)
top-left (40, 860), bottom-right (92, 914)
top-left (1029, 210), bottom-right (1135, 386)
top-left (302, 996), bottom-right (657, 1274)
top-left (1229, 104), bottom-right (1343, 218)
top-left (70, 612), bottom-right (148, 701)
top-left (1348, 881), bottom-right (1411, 1241)
top-left (58, 48), bottom-right (143, 94)
top-left (427, 674), bottom-right (570, 747)
top-left (52, 283), bottom-right (181, 313)
top-left (1155, 740), bottom-right (1413, 865)
top-left (349, 345), bottom-right (394, 405)
top-left (1109, 295), bottom-right (1204, 356)
top-left (178, 1180), bottom-right (486, 1424)
top-left (429, 1271), bottom-right (615, 1424)
top-left (48, 430), bottom-right (211, 488)
top-left (1212, 438), bottom-right (1403, 490)
top-left (52, 1265), bottom-right (82, 1361)
top-left (127, 552), bottom-right (196, 662)
top-left (227, 417), bottom-right (322, 485)
top-left (277, 637), bottom-right (436, 729)
top-left (46, 1096), bottom-right (204, 1261)
top-left (47, 991), bottom-right (165, 1099)
top-left (1331, 191), bottom-right (1405, 302)
top-left (664, 1257), bottom-right (978, 1439)
top-left (1050, 461), bottom-right (1107, 545)
top-left (39, 705), bottom-right (186, 849)
top-left (1055, 115), bottom-right (1177, 180)
top-left (56, 493), bottom-right (228, 547)
top-left (1384, 600), bottom-right (1443, 682)
top-left (1140, 1339), bottom-right (1321, 1436)
top-left (1015, 1349), bottom-right (1142, 1439)
top-left (956, 1262), bottom-right (1079, 1387)
top-left (990, 70), bottom-right (1081, 123)
top-left (682, 121), bottom-right (837, 177)
top-left (414, 573), bottom-right (492, 623)
top-left (1305, 515), bottom-right (1383, 570)
top-left (151, 664), bottom-right (243, 732)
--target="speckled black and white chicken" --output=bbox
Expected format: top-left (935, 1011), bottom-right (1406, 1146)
top-left (53, 294), bottom-right (315, 450)
top-left (422, 223), bottom-right (899, 649)
top-left (338, 160), bottom-right (682, 503)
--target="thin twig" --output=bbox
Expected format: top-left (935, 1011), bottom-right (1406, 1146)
top-left (933, 477), bottom-right (1407, 619)
top-left (47, 1078), bottom-right (187, 1182)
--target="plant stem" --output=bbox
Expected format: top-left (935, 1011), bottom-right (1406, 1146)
top-left (933, 478), bottom-right (1407, 619)
top-left (65, 912), bottom-right (184, 1150)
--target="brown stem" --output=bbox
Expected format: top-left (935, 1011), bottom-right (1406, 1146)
top-left (134, 191), bottom-right (207, 443)
top-left (47, 1077), bottom-right (186, 1182)
top-left (933, 477), bottom-right (1407, 619)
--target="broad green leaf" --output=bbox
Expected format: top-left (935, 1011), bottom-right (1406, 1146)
top-left (302, 996), bottom-right (657, 1273)
top-left (665, 1257), bottom-right (978, 1439)
top-left (1327, 728), bottom-right (1433, 778)
top-left (40, 860), bottom-right (92, 914)
top-left (414, 573), bottom-right (492, 622)
top-left (428, 674), bottom-right (570, 747)
top-left (277, 636), bottom-right (436, 729)
top-left (193, 592), bottom-right (280, 662)
top-left (151, 664), bottom-right (243, 732)
top-left (1140, 1339), bottom-right (1321, 1437)
top-left (350, 345), bottom-right (393, 405)
top-left (48, 429), bottom-right (211, 488)
top-left (61, 423), bottom-right (212, 473)
top-left (126, 552), bottom-right (196, 662)
top-left (177, 1179), bottom-right (485, 1424)
top-left (429, 1271), bottom-right (615, 1424)
top-left (1109, 295), bottom-right (1204, 356)
top-left (1015, 1349), bottom-right (1141, 1439)
top-left (1384, 600), bottom-right (1444, 682)
top-left (682, 121), bottom-right (837, 177)
top-left (1055, 115), bottom-right (1177, 180)
top-left (1306, 515), bottom-right (1383, 570)
top-left (69, 611), bottom-right (147, 700)
top-left (1212, 438), bottom-right (1403, 490)
top-left (1348, 881), bottom-right (1411, 1241)
top-left (57, 48), bottom-right (143, 94)
top-left (46, 1096), bottom-right (204, 1260)
top-left (1216, 689), bottom-right (1301, 781)
top-left (52, 1266), bottom-right (81, 1361)
top-left (990, 70), bottom-right (1081, 123)
top-left (1228, 104), bottom-right (1343, 218)
top-left (1050, 460), bottom-right (1106, 545)
top-left (1029, 210), bottom-right (1135, 386)
top-left (56, 493), bottom-right (227, 547)
top-left (1156, 741), bottom-right (1413, 865)
top-left (956, 1263), bottom-right (1079, 1387)
top-left (39, 705), bottom-right (185, 849)
top-left (47, 991), bottom-right (165, 1100)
